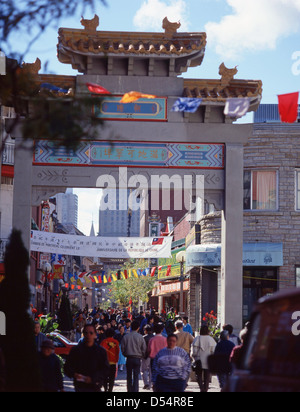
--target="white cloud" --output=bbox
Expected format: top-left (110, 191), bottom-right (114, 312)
top-left (133, 0), bottom-right (190, 32)
top-left (205, 0), bottom-right (300, 60)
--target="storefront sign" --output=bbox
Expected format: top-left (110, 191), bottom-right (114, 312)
top-left (186, 243), bottom-right (283, 268)
top-left (41, 202), bottom-right (50, 232)
top-left (31, 231), bottom-right (172, 259)
top-left (158, 247), bottom-right (185, 280)
top-left (242, 243), bottom-right (283, 266)
top-left (159, 280), bottom-right (189, 295)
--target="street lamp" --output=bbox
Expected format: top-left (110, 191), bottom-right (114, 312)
top-left (176, 251), bottom-right (186, 315)
top-left (82, 289), bottom-right (88, 310)
top-left (42, 262), bottom-right (52, 313)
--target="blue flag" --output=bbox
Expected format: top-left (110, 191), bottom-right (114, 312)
top-left (41, 83), bottom-right (69, 94)
top-left (172, 98), bottom-right (203, 113)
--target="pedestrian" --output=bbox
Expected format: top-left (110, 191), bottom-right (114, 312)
top-left (166, 307), bottom-right (175, 322)
top-left (152, 334), bottom-right (191, 393)
top-left (64, 324), bottom-right (110, 392)
top-left (39, 340), bottom-right (64, 392)
top-left (124, 318), bottom-right (132, 333)
top-left (101, 328), bottom-right (120, 392)
top-left (141, 324), bottom-right (153, 390)
top-left (138, 311), bottom-right (148, 334)
top-left (147, 323), bottom-right (167, 370)
top-left (214, 330), bottom-right (235, 391)
top-left (73, 313), bottom-right (86, 343)
top-left (223, 324), bottom-right (241, 347)
top-left (230, 328), bottom-right (249, 367)
top-left (183, 317), bottom-right (193, 336)
top-left (121, 320), bottom-right (147, 393)
top-left (115, 325), bottom-right (126, 372)
top-left (96, 325), bottom-right (106, 345)
top-left (174, 320), bottom-right (194, 355)
top-left (34, 321), bottom-right (48, 352)
top-left (191, 325), bottom-right (217, 392)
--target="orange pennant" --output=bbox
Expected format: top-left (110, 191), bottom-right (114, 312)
top-left (120, 91), bottom-right (157, 104)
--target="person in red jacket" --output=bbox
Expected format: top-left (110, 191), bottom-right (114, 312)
top-left (101, 328), bottom-right (120, 392)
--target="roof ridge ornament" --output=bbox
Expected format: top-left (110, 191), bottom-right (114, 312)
top-left (21, 58), bottom-right (41, 74)
top-left (80, 14), bottom-right (99, 33)
top-left (162, 17), bottom-right (181, 37)
top-left (219, 62), bottom-right (238, 87)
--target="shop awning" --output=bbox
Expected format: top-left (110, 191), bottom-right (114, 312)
top-left (186, 243), bottom-right (283, 268)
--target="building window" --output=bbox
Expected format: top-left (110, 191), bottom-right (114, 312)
top-left (295, 171), bottom-right (300, 211)
top-left (244, 170), bottom-right (277, 211)
top-left (296, 266), bottom-right (300, 287)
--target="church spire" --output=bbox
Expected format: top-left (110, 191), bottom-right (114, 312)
top-left (90, 220), bottom-right (95, 237)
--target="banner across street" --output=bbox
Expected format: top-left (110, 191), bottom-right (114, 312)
top-left (30, 231), bottom-right (172, 259)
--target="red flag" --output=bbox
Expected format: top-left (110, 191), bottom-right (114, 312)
top-left (151, 267), bottom-right (156, 277)
top-left (278, 92), bottom-right (299, 123)
top-left (86, 82), bottom-right (111, 95)
top-left (166, 265), bottom-right (172, 277)
top-left (152, 238), bottom-right (164, 245)
top-left (124, 270), bottom-right (128, 279)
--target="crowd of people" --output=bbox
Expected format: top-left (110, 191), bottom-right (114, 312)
top-left (36, 306), bottom-right (249, 393)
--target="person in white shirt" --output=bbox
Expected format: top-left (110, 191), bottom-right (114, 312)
top-left (191, 325), bottom-right (217, 392)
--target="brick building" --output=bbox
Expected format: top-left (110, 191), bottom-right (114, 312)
top-left (186, 112), bottom-right (300, 330)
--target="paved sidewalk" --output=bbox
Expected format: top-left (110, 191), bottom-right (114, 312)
top-left (64, 368), bottom-right (221, 393)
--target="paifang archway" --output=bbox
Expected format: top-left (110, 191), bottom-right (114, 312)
top-left (11, 17), bottom-right (262, 330)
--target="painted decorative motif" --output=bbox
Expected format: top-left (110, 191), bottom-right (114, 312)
top-left (93, 96), bottom-right (167, 121)
top-left (33, 141), bottom-right (224, 169)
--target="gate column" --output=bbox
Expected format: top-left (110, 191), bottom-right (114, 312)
top-left (221, 143), bottom-right (244, 331)
top-left (12, 137), bottom-right (33, 254)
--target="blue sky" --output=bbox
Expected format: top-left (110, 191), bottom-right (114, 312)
top-left (8, 0), bottom-right (300, 104)
top-left (6, 0), bottom-right (300, 234)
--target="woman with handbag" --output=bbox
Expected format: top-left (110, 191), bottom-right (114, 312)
top-left (191, 326), bottom-right (216, 392)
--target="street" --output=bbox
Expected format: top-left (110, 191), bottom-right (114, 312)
top-left (63, 369), bottom-right (220, 393)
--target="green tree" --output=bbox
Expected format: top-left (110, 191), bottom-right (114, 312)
top-left (0, 229), bottom-right (41, 392)
top-left (0, 0), bottom-right (108, 152)
top-left (108, 260), bottom-right (156, 308)
top-left (1, 0), bottom-right (107, 56)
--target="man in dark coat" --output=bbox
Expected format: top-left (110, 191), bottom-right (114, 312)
top-left (64, 324), bottom-right (110, 392)
top-left (39, 340), bottom-right (64, 392)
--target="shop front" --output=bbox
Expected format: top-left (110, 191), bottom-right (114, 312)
top-left (186, 242), bottom-right (283, 327)
top-left (155, 280), bottom-right (189, 316)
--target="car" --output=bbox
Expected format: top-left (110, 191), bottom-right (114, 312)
top-left (47, 332), bottom-right (77, 358)
top-left (209, 288), bottom-right (300, 392)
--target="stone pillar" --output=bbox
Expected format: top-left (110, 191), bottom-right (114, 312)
top-left (221, 143), bottom-right (244, 331)
top-left (12, 137), bottom-right (33, 254)
top-left (188, 268), bottom-right (201, 333)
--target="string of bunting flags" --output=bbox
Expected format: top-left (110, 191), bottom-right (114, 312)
top-left (40, 81), bottom-right (300, 123)
top-left (42, 264), bottom-right (175, 287)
